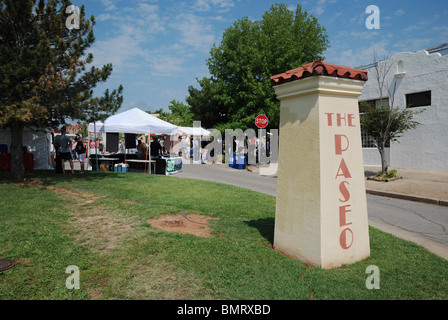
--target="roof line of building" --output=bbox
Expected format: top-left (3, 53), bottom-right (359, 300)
top-left (356, 42), bottom-right (448, 70)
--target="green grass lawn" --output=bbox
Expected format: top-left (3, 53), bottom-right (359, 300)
top-left (1, 170), bottom-right (447, 300)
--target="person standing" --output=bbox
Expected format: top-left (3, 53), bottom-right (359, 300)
top-left (137, 138), bottom-right (147, 160)
top-left (193, 137), bottom-right (200, 162)
top-left (75, 134), bottom-right (86, 173)
top-left (118, 138), bottom-right (125, 154)
top-left (98, 138), bottom-right (104, 154)
top-left (150, 138), bottom-right (162, 158)
top-left (59, 127), bottom-right (74, 174)
top-left (71, 139), bottom-right (77, 160)
top-left (53, 132), bottom-right (63, 173)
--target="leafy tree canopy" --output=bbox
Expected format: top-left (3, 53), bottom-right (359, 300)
top-left (152, 99), bottom-right (193, 127)
top-left (187, 3), bottom-right (329, 131)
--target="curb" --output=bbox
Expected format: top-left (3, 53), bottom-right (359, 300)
top-left (366, 189), bottom-right (448, 207)
top-left (246, 165), bottom-right (448, 206)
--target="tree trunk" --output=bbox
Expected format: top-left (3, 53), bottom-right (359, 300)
top-left (10, 122), bottom-right (25, 181)
top-left (379, 146), bottom-right (388, 176)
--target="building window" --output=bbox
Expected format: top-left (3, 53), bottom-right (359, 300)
top-left (359, 98), bottom-right (389, 113)
top-left (406, 91), bottom-right (431, 108)
top-left (397, 60), bottom-right (404, 73)
top-left (359, 100), bottom-right (376, 113)
top-left (361, 131), bottom-right (390, 148)
top-left (359, 98), bottom-right (391, 148)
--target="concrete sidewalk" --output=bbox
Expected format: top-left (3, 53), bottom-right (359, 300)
top-left (364, 167), bottom-right (448, 207)
top-left (247, 164), bottom-right (448, 207)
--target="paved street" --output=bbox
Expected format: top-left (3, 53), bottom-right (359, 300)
top-left (175, 163), bottom-right (448, 260)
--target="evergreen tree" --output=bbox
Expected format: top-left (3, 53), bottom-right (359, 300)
top-left (0, 0), bottom-right (123, 180)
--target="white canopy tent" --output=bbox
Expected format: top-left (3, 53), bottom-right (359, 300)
top-left (178, 126), bottom-right (211, 137)
top-left (87, 108), bottom-right (179, 172)
top-left (88, 108), bottom-right (178, 135)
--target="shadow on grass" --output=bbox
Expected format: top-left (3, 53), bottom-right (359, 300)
top-left (244, 218), bottom-right (275, 243)
top-left (0, 169), bottom-right (125, 187)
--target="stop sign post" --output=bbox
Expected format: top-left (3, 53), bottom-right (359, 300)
top-left (255, 114), bottom-right (268, 129)
top-left (255, 115), bottom-right (268, 164)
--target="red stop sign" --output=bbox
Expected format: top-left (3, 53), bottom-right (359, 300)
top-left (255, 114), bottom-right (268, 128)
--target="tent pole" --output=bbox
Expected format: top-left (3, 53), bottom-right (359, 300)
top-left (144, 133), bottom-right (148, 174)
top-left (94, 122), bottom-right (98, 171)
top-left (124, 133), bottom-right (127, 164)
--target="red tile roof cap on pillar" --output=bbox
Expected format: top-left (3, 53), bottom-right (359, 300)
top-left (270, 61), bottom-right (368, 86)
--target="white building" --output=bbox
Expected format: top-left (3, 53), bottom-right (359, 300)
top-left (357, 43), bottom-right (448, 173)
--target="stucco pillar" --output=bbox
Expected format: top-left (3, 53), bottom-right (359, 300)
top-left (270, 61), bottom-right (370, 269)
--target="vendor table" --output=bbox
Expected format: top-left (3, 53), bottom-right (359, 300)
top-left (125, 159), bottom-right (156, 174)
top-left (90, 157), bottom-right (120, 171)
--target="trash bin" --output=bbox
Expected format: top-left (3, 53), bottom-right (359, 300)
top-left (229, 153), bottom-right (235, 168)
top-left (236, 155), bottom-right (246, 170)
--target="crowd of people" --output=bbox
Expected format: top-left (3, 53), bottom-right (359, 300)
top-left (177, 135), bottom-right (271, 165)
top-left (53, 127), bottom-right (87, 174)
top-left (54, 128), bottom-right (168, 174)
top-left (137, 137), bottom-right (164, 159)
top-left (53, 127), bottom-right (272, 174)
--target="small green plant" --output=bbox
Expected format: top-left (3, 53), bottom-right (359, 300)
top-left (385, 169), bottom-right (398, 178)
top-left (375, 169), bottom-right (400, 180)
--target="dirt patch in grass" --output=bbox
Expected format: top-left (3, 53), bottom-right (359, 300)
top-left (50, 186), bottom-right (135, 254)
top-left (46, 186), bottom-right (107, 201)
top-left (73, 213), bottom-right (134, 253)
top-left (148, 213), bottom-right (217, 238)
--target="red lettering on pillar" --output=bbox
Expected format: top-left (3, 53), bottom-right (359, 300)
top-left (325, 113), bottom-right (356, 127)
top-left (336, 113), bottom-right (346, 127)
top-left (329, 113), bottom-right (357, 250)
top-left (325, 113), bottom-right (334, 126)
top-left (335, 158), bottom-right (352, 179)
top-left (339, 181), bottom-right (350, 202)
top-left (339, 228), bottom-right (354, 249)
top-left (339, 204), bottom-right (352, 227)
top-left (347, 114), bottom-right (356, 127)
top-left (335, 134), bottom-right (349, 155)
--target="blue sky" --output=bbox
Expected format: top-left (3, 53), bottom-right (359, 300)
top-left (73, 0), bottom-right (448, 113)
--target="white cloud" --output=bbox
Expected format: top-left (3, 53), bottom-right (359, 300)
top-left (99, 0), bottom-right (117, 12)
top-left (90, 1), bottom-right (218, 83)
top-left (313, 0), bottom-right (337, 16)
top-left (149, 54), bottom-right (185, 76)
top-left (392, 38), bottom-right (435, 53)
top-left (95, 13), bottom-right (119, 22)
top-left (122, 3), bottom-right (166, 34)
top-left (90, 32), bottom-right (144, 72)
top-left (171, 13), bottom-right (216, 52)
top-left (327, 41), bottom-right (392, 68)
top-left (395, 9), bottom-right (405, 16)
top-left (194, 0), bottom-right (235, 13)
top-left (89, 3), bottom-right (168, 73)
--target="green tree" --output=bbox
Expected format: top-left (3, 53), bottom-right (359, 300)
top-left (188, 3), bottom-right (329, 131)
top-left (360, 56), bottom-right (422, 176)
top-left (361, 106), bottom-right (422, 177)
top-left (0, 0), bottom-right (123, 180)
top-left (186, 77), bottom-right (228, 131)
top-left (152, 100), bottom-right (193, 127)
